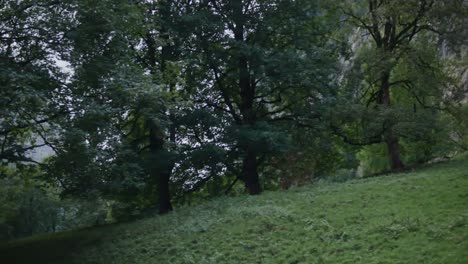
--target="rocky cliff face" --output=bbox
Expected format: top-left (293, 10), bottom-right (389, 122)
top-left (28, 143), bottom-right (54, 163)
top-left (439, 4), bottom-right (468, 102)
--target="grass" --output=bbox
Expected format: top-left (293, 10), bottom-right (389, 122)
top-left (1, 155), bottom-right (467, 263)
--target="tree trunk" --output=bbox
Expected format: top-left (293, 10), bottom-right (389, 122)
top-left (385, 131), bottom-right (405, 170)
top-left (144, 2), bottom-right (176, 214)
top-left (232, 0), bottom-right (262, 194)
top-left (378, 71), bottom-right (405, 170)
top-left (157, 169), bottom-right (173, 214)
top-left (242, 149), bottom-right (261, 195)
top-left (149, 125), bottom-right (173, 214)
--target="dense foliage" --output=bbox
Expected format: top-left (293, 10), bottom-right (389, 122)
top-left (0, 0), bottom-right (466, 240)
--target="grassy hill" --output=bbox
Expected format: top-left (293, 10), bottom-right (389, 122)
top-left (1, 155), bottom-right (467, 264)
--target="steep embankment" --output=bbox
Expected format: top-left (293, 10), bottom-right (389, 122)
top-left (1, 155), bottom-right (467, 264)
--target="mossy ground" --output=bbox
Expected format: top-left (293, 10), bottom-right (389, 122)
top-left (1, 155), bottom-right (467, 263)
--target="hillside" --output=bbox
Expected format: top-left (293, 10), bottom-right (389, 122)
top-left (1, 156), bottom-right (467, 264)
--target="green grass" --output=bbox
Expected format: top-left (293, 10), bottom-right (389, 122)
top-left (1, 156), bottom-right (468, 264)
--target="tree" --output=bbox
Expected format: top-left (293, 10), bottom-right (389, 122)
top-left (183, 0), bottom-right (339, 194)
top-left (136, 0), bottom-right (186, 214)
top-left (338, 0), bottom-right (466, 170)
top-left (47, 0), bottom-right (194, 215)
top-left (44, 0), bottom-right (167, 216)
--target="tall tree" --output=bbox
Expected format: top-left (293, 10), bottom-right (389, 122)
top-left (339, 0), bottom-right (466, 170)
top-left (45, 0), bottom-right (164, 214)
top-left (185, 0), bottom-right (339, 194)
top-left (136, 0), bottom-right (185, 214)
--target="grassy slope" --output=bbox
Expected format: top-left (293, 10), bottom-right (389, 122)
top-left (1, 156), bottom-right (467, 264)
